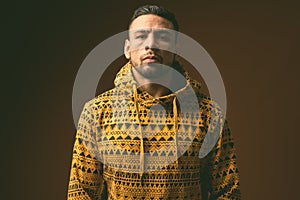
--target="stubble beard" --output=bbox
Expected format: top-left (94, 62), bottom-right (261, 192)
top-left (135, 63), bottom-right (171, 79)
top-left (131, 55), bottom-right (175, 80)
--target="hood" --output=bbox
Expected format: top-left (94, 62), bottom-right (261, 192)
top-left (112, 61), bottom-right (202, 174)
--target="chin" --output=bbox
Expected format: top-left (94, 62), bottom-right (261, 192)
top-left (138, 63), bottom-right (170, 79)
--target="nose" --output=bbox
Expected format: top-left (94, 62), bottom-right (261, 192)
top-left (145, 33), bottom-right (158, 50)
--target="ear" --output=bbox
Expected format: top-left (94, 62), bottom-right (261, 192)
top-left (124, 39), bottom-right (130, 59)
top-left (174, 42), bottom-right (180, 55)
top-left (173, 43), bottom-right (180, 62)
top-left (174, 54), bottom-right (179, 60)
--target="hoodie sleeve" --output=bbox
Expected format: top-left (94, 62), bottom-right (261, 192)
top-left (201, 114), bottom-right (241, 199)
top-left (67, 102), bottom-right (107, 200)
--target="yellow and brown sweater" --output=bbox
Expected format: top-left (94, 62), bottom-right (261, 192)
top-left (67, 62), bottom-right (241, 200)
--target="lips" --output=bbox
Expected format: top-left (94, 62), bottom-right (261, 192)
top-left (142, 55), bottom-right (162, 63)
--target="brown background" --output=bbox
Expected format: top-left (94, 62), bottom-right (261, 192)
top-left (3, 0), bottom-right (300, 199)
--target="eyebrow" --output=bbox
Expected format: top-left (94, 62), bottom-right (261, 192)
top-left (133, 29), bottom-right (151, 34)
top-left (132, 29), bottom-right (174, 37)
top-left (154, 30), bottom-right (172, 35)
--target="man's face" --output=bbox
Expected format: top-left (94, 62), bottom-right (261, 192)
top-left (124, 14), bottom-right (177, 78)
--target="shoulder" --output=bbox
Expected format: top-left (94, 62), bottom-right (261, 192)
top-left (194, 91), bottom-right (226, 130)
top-left (82, 88), bottom-right (117, 112)
top-left (188, 78), bottom-right (224, 117)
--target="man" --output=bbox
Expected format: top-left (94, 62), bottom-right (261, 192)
top-left (68, 5), bottom-right (241, 200)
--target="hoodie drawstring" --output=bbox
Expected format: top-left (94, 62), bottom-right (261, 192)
top-left (133, 84), bottom-right (144, 177)
top-left (173, 96), bottom-right (179, 165)
top-left (133, 84), bottom-right (180, 177)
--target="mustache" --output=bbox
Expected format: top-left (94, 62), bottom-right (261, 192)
top-left (141, 52), bottom-right (162, 62)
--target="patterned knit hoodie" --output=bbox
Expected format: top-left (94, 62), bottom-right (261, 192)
top-left (68, 62), bottom-right (241, 200)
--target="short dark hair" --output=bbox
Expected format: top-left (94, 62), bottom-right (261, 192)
top-left (129, 5), bottom-right (179, 31)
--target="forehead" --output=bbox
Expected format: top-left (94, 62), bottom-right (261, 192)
top-left (129, 14), bottom-right (174, 30)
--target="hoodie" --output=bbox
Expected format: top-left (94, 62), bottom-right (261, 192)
top-left (67, 62), bottom-right (241, 200)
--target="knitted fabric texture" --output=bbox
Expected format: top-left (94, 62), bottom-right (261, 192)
top-left (67, 62), bottom-right (241, 200)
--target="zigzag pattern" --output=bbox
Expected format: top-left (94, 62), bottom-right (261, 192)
top-left (68, 62), bottom-right (241, 199)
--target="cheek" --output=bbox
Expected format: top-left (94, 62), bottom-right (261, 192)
top-left (130, 51), bottom-right (139, 58)
top-left (129, 51), bottom-right (142, 63)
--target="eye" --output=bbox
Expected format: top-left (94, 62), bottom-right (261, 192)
top-left (136, 34), bottom-right (146, 39)
top-left (160, 35), bottom-right (168, 40)
top-left (157, 33), bottom-right (171, 42)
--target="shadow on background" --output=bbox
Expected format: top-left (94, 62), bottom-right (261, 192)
top-left (3, 1), bottom-right (299, 199)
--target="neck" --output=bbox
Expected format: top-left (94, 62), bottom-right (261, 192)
top-left (139, 83), bottom-right (172, 98)
top-left (131, 67), bottom-right (172, 98)
top-left (131, 66), bottom-right (186, 98)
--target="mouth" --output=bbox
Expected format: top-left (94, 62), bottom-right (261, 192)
top-left (142, 55), bottom-right (162, 64)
